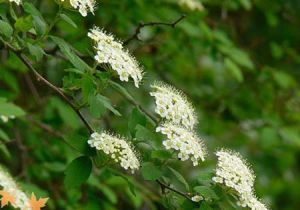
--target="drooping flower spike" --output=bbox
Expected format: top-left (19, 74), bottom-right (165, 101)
top-left (88, 27), bottom-right (143, 87)
top-left (88, 131), bottom-right (140, 173)
top-left (150, 82), bottom-right (197, 130)
top-left (0, 165), bottom-right (31, 209)
top-left (213, 149), bottom-right (268, 210)
top-left (156, 123), bottom-right (206, 166)
top-left (61, 0), bottom-right (96, 17)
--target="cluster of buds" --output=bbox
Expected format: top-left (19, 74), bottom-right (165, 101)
top-left (213, 150), bottom-right (268, 210)
top-left (88, 27), bottom-right (143, 87)
top-left (88, 132), bottom-right (140, 173)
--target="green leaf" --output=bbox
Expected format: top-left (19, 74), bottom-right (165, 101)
top-left (96, 94), bottom-right (121, 116)
top-left (109, 80), bottom-right (135, 102)
top-left (168, 166), bottom-right (190, 191)
top-left (64, 156), bottom-right (92, 189)
top-left (141, 162), bottom-right (163, 181)
top-left (97, 183), bottom-right (117, 204)
top-left (197, 171), bottom-right (213, 185)
top-left (194, 186), bottom-right (219, 200)
top-left (23, 2), bottom-right (43, 17)
top-left (89, 94), bottom-right (106, 118)
top-left (0, 98), bottom-right (25, 117)
top-left (50, 97), bottom-right (81, 129)
top-left (272, 70), bottom-right (296, 89)
top-left (0, 144), bottom-right (10, 159)
top-left (32, 15), bottom-right (47, 36)
top-left (224, 58), bottom-right (243, 82)
top-left (50, 36), bottom-right (91, 72)
top-left (135, 125), bottom-right (155, 141)
top-left (60, 13), bottom-right (77, 28)
top-left (27, 43), bottom-right (45, 61)
top-left (151, 150), bottom-right (173, 160)
top-left (64, 133), bottom-right (94, 155)
top-left (81, 74), bottom-right (96, 101)
top-left (0, 20), bottom-right (13, 38)
top-left (0, 128), bottom-right (9, 142)
top-left (23, 3), bottom-right (47, 35)
top-left (128, 108), bottom-right (147, 136)
top-left (14, 16), bottom-right (33, 32)
top-left (108, 169), bottom-right (137, 196)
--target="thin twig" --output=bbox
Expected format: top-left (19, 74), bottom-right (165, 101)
top-left (108, 80), bottom-right (158, 125)
top-left (27, 116), bottom-right (83, 153)
top-left (156, 180), bottom-right (193, 201)
top-left (124, 14), bottom-right (186, 45)
top-left (1, 39), bottom-right (93, 133)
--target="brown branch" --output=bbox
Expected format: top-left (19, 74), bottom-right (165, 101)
top-left (124, 14), bottom-right (186, 45)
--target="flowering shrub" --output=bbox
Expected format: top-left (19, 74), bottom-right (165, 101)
top-left (0, 0), bottom-right (299, 209)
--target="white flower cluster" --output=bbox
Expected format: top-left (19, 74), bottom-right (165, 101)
top-left (156, 123), bottom-right (206, 166)
top-left (0, 166), bottom-right (31, 210)
top-left (61, 0), bottom-right (96, 16)
top-left (9, 0), bottom-right (21, 5)
top-left (191, 195), bottom-right (203, 202)
top-left (150, 82), bottom-right (197, 130)
top-left (213, 150), bottom-right (268, 210)
top-left (88, 132), bottom-right (140, 173)
top-left (0, 115), bottom-right (15, 123)
top-left (179, 0), bottom-right (204, 11)
top-left (88, 27), bottom-right (143, 87)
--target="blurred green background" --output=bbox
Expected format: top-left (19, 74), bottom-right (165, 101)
top-left (0, 0), bottom-right (300, 209)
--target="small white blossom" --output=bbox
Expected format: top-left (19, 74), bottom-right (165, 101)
top-left (156, 123), bottom-right (206, 166)
top-left (150, 82), bottom-right (197, 130)
top-left (213, 149), bottom-right (268, 210)
top-left (88, 27), bottom-right (143, 87)
top-left (191, 195), bottom-right (203, 202)
top-left (0, 115), bottom-right (15, 123)
top-left (0, 165), bottom-right (31, 209)
top-left (9, 0), bottom-right (21, 5)
top-left (60, 0), bottom-right (96, 16)
top-left (179, 0), bottom-right (204, 11)
top-left (88, 131), bottom-right (140, 173)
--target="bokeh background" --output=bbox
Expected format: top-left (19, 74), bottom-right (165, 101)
top-left (1, 0), bottom-right (300, 209)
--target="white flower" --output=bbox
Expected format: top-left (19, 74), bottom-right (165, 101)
top-left (150, 82), bottom-right (197, 130)
top-left (88, 27), bottom-right (143, 87)
top-left (156, 123), bottom-right (206, 166)
top-left (213, 149), bottom-right (268, 210)
top-left (191, 195), bottom-right (203, 202)
top-left (60, 0), bottom-right (96, 16)
top-left (9, 0), bottom-right (21, 5)
top-left (179, 0), bottom-right (204, 11)
top-left (0, 165), bottom-right (31, 210)
top-left (88, 131), bottom-right (140, 173)
top-left (0, 115), bottom-right (15, 123)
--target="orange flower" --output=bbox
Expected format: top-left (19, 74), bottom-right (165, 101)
top-left (0, 190), bottom-right (15, 208)
top-left (29, 193), bottom-right (48, 210)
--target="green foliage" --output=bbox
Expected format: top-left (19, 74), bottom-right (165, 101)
top-left (64, 156), bottom-right (92, 189)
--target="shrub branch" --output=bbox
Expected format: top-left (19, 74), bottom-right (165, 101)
top-left (124, 14), bottom-right (186, 45)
